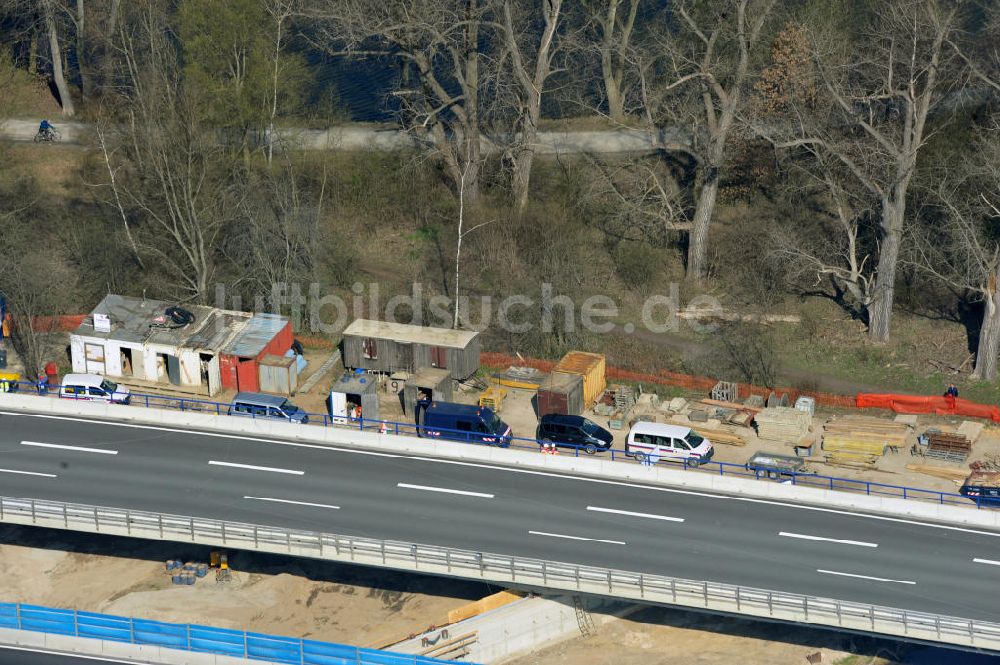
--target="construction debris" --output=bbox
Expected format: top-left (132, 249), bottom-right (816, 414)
top-left (755, 407), bottom-right (812, 443)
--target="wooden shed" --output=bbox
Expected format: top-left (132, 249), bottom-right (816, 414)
top-left (342, 319), bottom-right (480, 380)
top-left (328, 372), bottom-right (380, 424)
top-left (403, 367), bottom-right (454, 416)
top-left (553, 351), bottom-right (607, 407)
top-left (537, 372), bottom-right (584, 417)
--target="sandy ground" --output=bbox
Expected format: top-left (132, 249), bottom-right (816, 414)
top-left (506, 605), bottom-right (997, 665)
top-left (0, 525), bottom-right (491, 648)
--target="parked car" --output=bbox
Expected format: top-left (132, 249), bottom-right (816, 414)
top-left (536, 414), bottom-right (613, 454)
top-left (59, 373), bottom-right (131, 404)
top-left (228, 392), bottom-right (309, 424)
top-left (625, 422), bottom-right (714, 466)
top-left (419, 401), bottom-right (511, 447)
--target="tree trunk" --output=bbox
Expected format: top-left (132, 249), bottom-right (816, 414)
top-left (44, 3), bottom-right (75, 117)
top-left (29, 32), bottom-right (38, 75)
top-left (602, 58), bottom-right (625, 123)
top-left (686, 167), bottom-right (719, 280)
top-left (973, 274), bottom-right (1000, 381)
top-left (868, 184), bottom-right (908, 342)
top-left (462, 0), bottom-right (481, 204)
top-left (512, 122), bottom-right (536, 215)
top-left (76, 0), bottom-right (90, 102)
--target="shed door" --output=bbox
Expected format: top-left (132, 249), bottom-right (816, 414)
top-left (430, 346), bottom-right (448, 369)
top-left (236, 358), bottom-right (258, 392)
top-left (397, 343), bottom-right (413, 372)
top-left (84, 343), bottom-right (106, 375)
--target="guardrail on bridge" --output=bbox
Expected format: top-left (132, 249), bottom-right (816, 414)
top-left (0, 494), bottom-right (997, 653)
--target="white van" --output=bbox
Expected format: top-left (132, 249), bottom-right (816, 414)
top-left (625, 422), bottom-right (714, 465)
top-left (59, 373), bottom-right (131, 404)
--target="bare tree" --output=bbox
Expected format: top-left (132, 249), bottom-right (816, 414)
top-left (638, 0), bottom-right (778, 280)
top-left (308, 0), bottom-right (489, 203)
top-left (911, 130), bottom-right (1000, 380)
top-left (769, 0), bottom-right (960, 342)
top-left (771, 147), bottom-right (878, 319)
top-left (100, 4), bottom-right (238, 303)
top-left (264, 0), bottom-right (299, 165)
top-left (576, 0), bottom-right (643, 124)
top-left (494, 0), bottom-right (564, 215)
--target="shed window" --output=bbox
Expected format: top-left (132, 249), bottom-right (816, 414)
top-left (362, 338), bottom-right (378, 360)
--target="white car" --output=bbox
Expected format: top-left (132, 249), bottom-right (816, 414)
top-left (59, 373), bottom-right (131, 404)
top-left (625, 422), bottom-right (714, 466)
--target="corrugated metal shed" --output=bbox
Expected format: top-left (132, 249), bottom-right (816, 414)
top-left (403, 367), bottom-right (453, 416)
top-left (259, 354), bottom-right (298, 395)
top-left (537, 372), bottom-right (584, 417)
top-left (553, 351), bottom-right (607, 408)
top-left (224, 314), bottom-right (289, 358)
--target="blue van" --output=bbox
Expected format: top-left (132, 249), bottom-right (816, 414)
top-left (419, 402), bottom-right (512, 447)
top-left (229, 392), bottom-right (309, 424)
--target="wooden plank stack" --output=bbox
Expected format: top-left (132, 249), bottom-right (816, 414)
top-left (821, 415), bottom-right (910, 458)
top-left (825, 450), bottom-right (879, 468)
top-left (755, 407), bottom-right (812, 443)
top-left (956, 420), bottom-right (985, 444)
top-left (692, 426), bottom-right (747, 447)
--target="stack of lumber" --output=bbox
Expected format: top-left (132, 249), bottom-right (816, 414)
top-left (925, 431), bottom-right (972, 461)
top-left (822, 416), bottom-right (909, 457)
top-left (755, 407), bottom-right (812, 443)
top-left (905, 464), bottom-right (970, 482)
top-left (825, 450), bottom-right (879, 468)
top-left (691, 426), bottom-right (747, 447)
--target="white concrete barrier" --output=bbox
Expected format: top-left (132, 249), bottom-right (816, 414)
top-left (2, 393), bottom-right (996, 531)
top-left (0, 626), bottom-right (264, 665)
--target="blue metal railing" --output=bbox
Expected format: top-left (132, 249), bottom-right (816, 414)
top-left (0, 601), bottom-right (459, 665)
top-left (0, 380), bottom-right (981, 509)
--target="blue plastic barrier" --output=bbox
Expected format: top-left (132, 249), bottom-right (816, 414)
top-left (0, 601), bottom-right (464, 665)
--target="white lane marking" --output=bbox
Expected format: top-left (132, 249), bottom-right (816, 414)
top-left (244, 496), bottom-right (340, 510)
top-left (21, 440), bottom-right (118, 455)
top-left (779, 531), bottom-right (877, 548)
top-left (529, 530), bottom-right (626, 545)
top-left (973, 558), bottom-right (1000, 566)
top-left (0, 468), bottom-right (57, 478)
top-left (208, 461), bottom-right (304, 475)
top-left (816, 569), bottom-right (916, 585)
top-left (9, 411), bottom-right (1000, 540)
top-left (587, 506), bottom-right (685, 523)
top-left (397, 483), bottom-right (494, 498)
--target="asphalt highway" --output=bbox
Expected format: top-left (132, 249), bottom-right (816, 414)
top-left (1, 410), bottom-right (999, 623)
top-left (0, 645), bottom-right (154, 664)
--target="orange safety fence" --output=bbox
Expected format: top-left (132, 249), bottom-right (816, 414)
top-left (483, 351), bottom-right (856, 411)
top-left (856, 393), bottom-right (1000, 423)
top-left (30, 314), bottom-right (86, 332)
